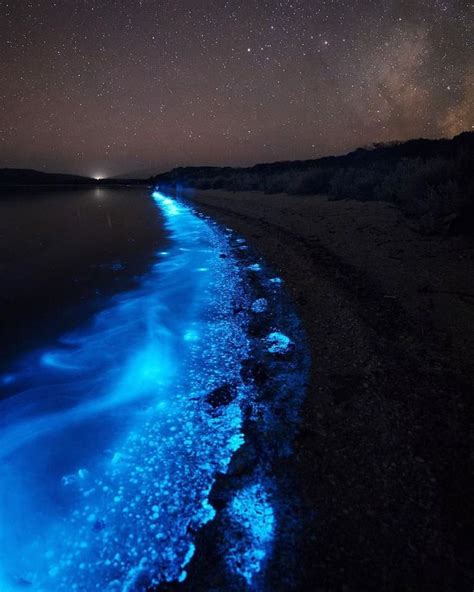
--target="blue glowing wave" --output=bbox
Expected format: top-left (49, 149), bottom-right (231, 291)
top-left (0, 191), bottom-right (254, 591)
top-left (226, 480), bottom-right (276, 586)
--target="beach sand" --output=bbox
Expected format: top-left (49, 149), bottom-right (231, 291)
top-left (189, 190), bottom-right (473, 591)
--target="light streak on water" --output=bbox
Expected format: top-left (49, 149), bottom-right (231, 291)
top-left (0, 190), bottom-right (256, 591)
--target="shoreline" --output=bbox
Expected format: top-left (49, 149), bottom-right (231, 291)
top-left (0, 189), bottom-right (310, 591)
top-left (182, 206), bottom-right (311, 591)
top-left (187, 189), bottom-right (473, 590)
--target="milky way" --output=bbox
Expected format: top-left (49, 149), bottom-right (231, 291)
top-left (0, 0), bottom-right (472, 177)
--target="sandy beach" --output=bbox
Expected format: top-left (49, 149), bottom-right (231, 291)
top-left (189, 189), bottom-right (473, 591)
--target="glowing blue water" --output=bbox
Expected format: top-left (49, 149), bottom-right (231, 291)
top-left (0, 191), bottom-right (255, 590)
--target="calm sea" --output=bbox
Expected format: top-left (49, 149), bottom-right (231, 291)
top-left (0, 186), bottom-right (167, 374)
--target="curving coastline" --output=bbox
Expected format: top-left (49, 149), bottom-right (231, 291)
top-left (0, 190), bottom-right (309, 591)
top-left (184, 188), bottom-right (474, 591)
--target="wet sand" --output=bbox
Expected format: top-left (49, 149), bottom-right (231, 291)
top-left (188, 190), bottom-right (473, 591)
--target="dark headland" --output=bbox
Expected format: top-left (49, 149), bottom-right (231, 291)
top-left (155, 132), bottom-right (474, 590)
top-left (0, 168), bottom-right (145, 187)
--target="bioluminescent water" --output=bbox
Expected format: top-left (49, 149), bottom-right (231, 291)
top-left (0, 186), bottom-right (167, 374)
top-left (0, 189), bottom-right (309, 591)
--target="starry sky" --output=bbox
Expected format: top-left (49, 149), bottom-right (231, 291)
top-left (0, 0), bottom-right (472, 178)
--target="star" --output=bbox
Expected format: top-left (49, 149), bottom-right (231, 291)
top-left (0, 0), bottom-right (470, 175)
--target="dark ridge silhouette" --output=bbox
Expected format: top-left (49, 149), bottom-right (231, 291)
top-left (0, 168), bottom-right (96, 186)
top-left (0, 169), bottom-right (148, 187)
top-left (153, 131), bottom-right (474, 235)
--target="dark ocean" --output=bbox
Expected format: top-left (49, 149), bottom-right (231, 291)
top-left (0, 186), bottom-right (167, 374)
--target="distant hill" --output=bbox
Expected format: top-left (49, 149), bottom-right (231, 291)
top-left (0, 168), bottom-right (96, 186)
top-left (153, 132), bottom-right (474, 188)
top-left (0, 168), bottom-right (150, 187)
top-left (153, 131), bottom-right (474, 235)
top-left (111, 167), bottom-right (166, 180)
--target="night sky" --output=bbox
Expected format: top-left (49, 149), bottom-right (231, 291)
top-left (0, 0), bottom-right (472, 178)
